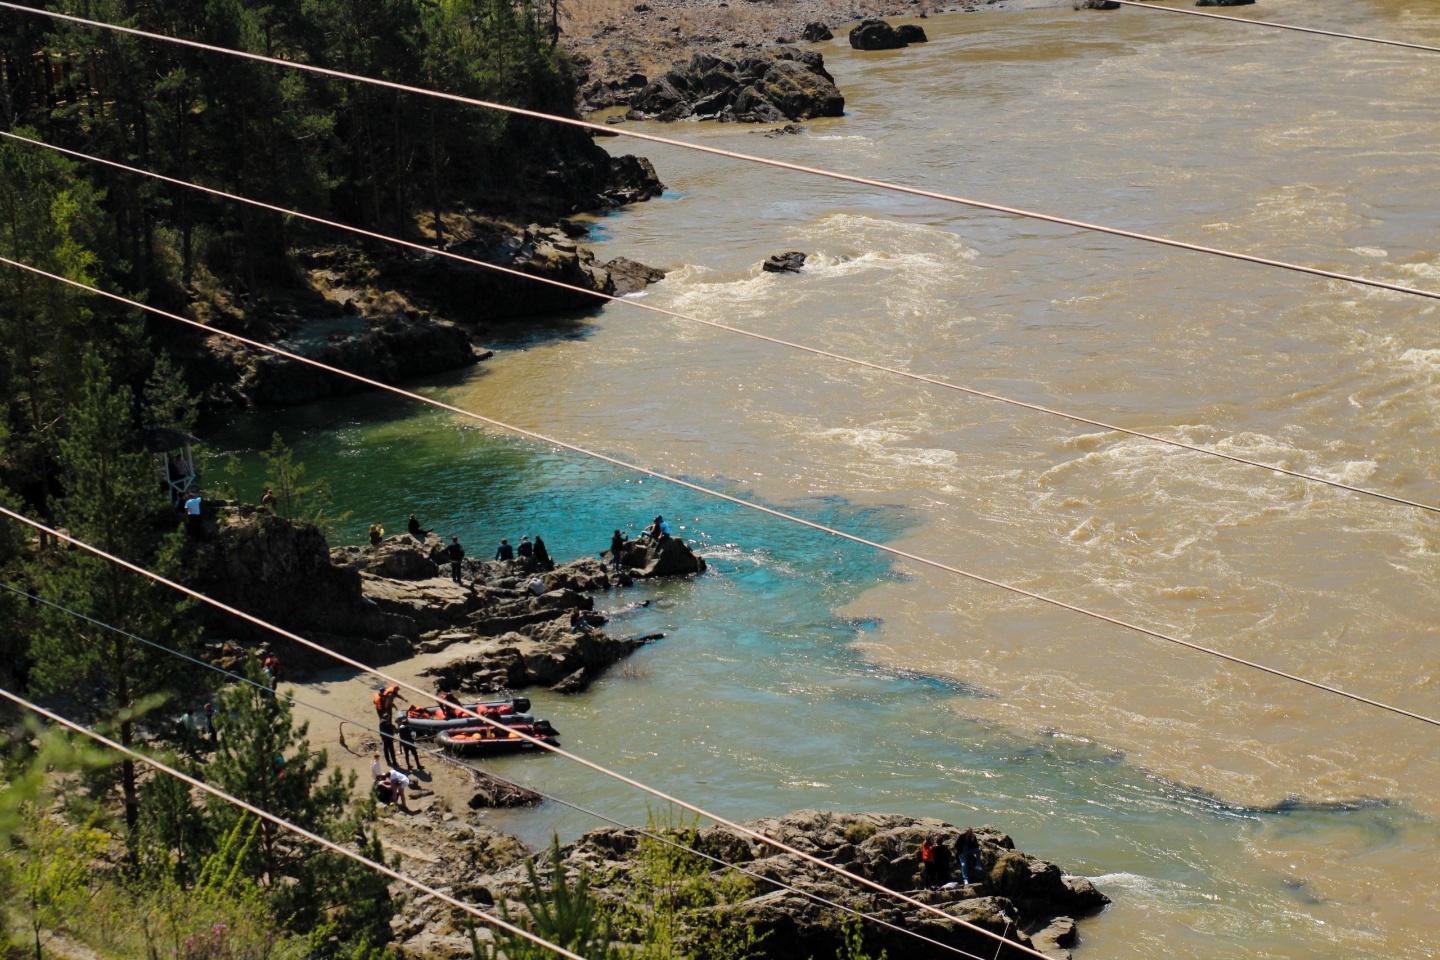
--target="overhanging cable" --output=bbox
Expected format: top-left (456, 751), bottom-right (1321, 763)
top-left (0, 687), bottom-right (591, 960)
top-left (3, 255), bottom-right (1437, 736)
top-left (1109, 0), bottom-right (1440, 55)
top-left (0, 579), bottom-right (992, 960)
top-left (4, 2), bottom-right (1440, 305)
top-left (7, 130), bottom-right (1437, 520)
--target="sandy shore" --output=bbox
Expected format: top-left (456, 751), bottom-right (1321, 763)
top-left (560, 0), bottom-right (1073, 90)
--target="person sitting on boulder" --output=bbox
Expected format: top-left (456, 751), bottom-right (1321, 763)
top-left (407, 514), bottom-right (430, 539)
top-left (369, 522), bottom-right (384, 547)
top-left (517, 535), bottom-right (534, 559)
top-left (955, 828), bottom-right (983, 885)
top-left (494, 538), bottom-right (514, 561)
top-left (641, 515), bottom-right (671, 542)
top-left (528, 576), bottom-right (546, 597)
top-left (569, 607), bottom-right (594, 635)
top-left (609, 529), bottom-right (626, 571)
top-left (261, 487), bottom-right (276, 511)
top-left (446, 536), bottom-right (466, 584)
top-left (533, 535), bottom-right (553, 570)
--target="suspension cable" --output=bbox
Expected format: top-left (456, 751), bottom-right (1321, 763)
top-left (3, 2), bottom-right (1440, 305)
top-left (0, 579), bottom-right (991, 960)
top-left (0, 688), bottom-right (591, 960)
top-left (6, 130), bottom-right (1435, 520)
top-left (3, 255), bottom-right (1437, 735)
top-left (0, 503), bottom-right (1057, 960)
top-left (1109, 0), bottom-right (1440, 56)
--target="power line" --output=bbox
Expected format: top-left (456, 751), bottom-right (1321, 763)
top-left (0, 579), bottom-right (991, 960)
top-left (1110, 0), bottom-right (1440, 55)
top-left (4, 254), bottom-right (1438, 736)
top-left (0, 687), bottom-right (592, 960)
top-left (4, 2), bottom-right (1440, 306)
top-left (0, 504), bottom-right (1060, 960)
top-left (8, 131), bottom-right (1437, 520)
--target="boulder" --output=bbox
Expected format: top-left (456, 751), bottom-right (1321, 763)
top-left (849, 18), bottom-right (908, 50)
top-left (896, 23), bottom-right (928, 43)
top-left (419, 618), bottom-right (655, 693)
top-left (1073, 0), bottom-right (1121, 8)
top-left (762, 251), bottom-right (807, 273)
top-left (364, 535), bottom-right (442, 580)
top-left (604, 257), bottom-right (667, 295)
top-left (802, 20), bottom-right (833, 42)
top-left (612, 536), bottom-right (706, 578)
top-left (628, 50), bottom-right (844, 123)
top-left (1196, 0), bottom-right (1255, 5)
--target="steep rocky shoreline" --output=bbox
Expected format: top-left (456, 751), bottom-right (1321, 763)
top-left (189, 505), bottom-right (703, 694)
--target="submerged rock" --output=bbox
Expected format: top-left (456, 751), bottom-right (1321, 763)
top-left (762, 250), bottom-right (807, 273)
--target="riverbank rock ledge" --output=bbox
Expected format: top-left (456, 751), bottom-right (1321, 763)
top-left (466, 811), bottom-right (1108, 960)
top-left (849, 19), bottom-right (928, 50)
top-left (627, 50), bottom-right (844, 123)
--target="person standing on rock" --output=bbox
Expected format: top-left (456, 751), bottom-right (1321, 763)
top-left (184, 493), bottom-right (204, 539)
top-left (494, 538), bottom-right (514, 561)
top-left (369, 522), bottom-right (384, 547)
top-left (533, 535), bottom-right (553, 571)
top-left (956, 828), bottom-right (983, 885)
top-left (517, 535), bottom-right (534, 559)
top-left (446, 536), bottom-right (466, 584)
top-left (610, 529), bottom-right (626, 571)
top-left (261, 487), bottom-right (276, 511)
top-left (378, 714), bottom-right (400, 768)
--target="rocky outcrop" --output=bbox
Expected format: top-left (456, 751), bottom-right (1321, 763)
top-left (627, 50), bottom-right (844, 123)
top-left (393, 222), bottom-right (667, 320)
top-left (184, 505), bottom-right (416, 669)
top-left (418, 617), bottom-right (655, 694)
top-left (802, 21), bottom-right (833, 42)
top-left (608, 535), bottom-right (706, 578)
top-left (474, 810), bottom-right (1108, 960)
top-left (763, 250), bottom-right (807, 273)
top-left (242, 314), bottom-right (480, 406)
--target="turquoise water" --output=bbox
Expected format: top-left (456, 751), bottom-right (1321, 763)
top-left (203, 375), bottom-right (1427, 958)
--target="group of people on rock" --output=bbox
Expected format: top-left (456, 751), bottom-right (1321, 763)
top-left (365, 514), bottom-right (556, 584)
top-left (920, 829), bottom-right (984, 889)
top-left (491, 534), bottom-right (551, 567)
top-left (606, 515), bottom-right (671, 572)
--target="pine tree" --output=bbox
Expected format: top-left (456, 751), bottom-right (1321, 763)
top-left (206, 665), bottom-right (395, 951)
top-left (28, 349), bottom-right (199, 833)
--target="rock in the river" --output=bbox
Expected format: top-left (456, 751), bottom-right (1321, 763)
top-left (627, 50), bottom-right (844, 123)
top-left (762, 250), bottom-right (807, 273)
top-left (477, 810), bottom-right (1108, 960)
top-left (1196, 0), bottom-right (1254, 5)
top-left (1073, 0), bottom-right (1121, 9)
top-left (609, 536), bottom-right (706, 578)
top-left (896, 23), bottom-right (928, 43)
top-left (849, 18), bottom-right (910, 50)
top-left (803, 20), bottom-right (834, 42)
top-left (604, 256), bottom-right (668, 295)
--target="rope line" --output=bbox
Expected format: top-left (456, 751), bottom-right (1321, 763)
top-left (0, 503), bottom-right (1056, 960)
top-left (0, 580), bottom-right (990, 960)
top-left (3, 255), bottom-right (1437, 735)
top-left (4, 2), bottom-right (1440, 305)
top-left (1110, 0), bottom-right (1440, 55)
top-left (0, 688), bottom-right (591, 960)
top-left (6, 131), bottom-right (1436, 519)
